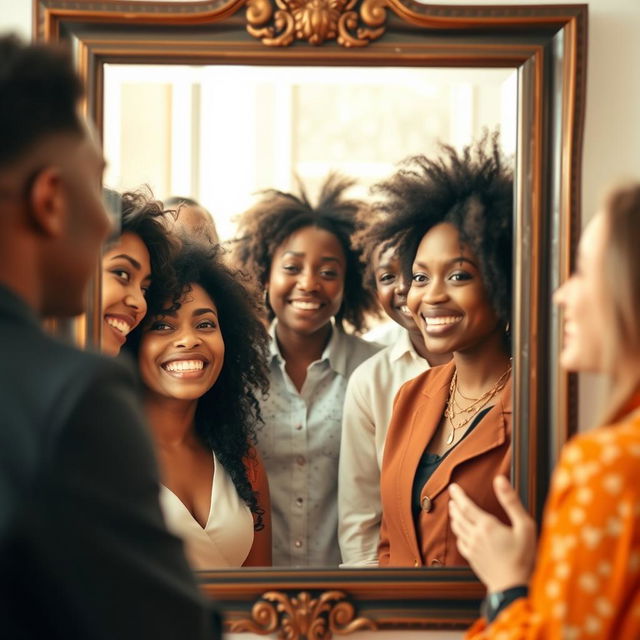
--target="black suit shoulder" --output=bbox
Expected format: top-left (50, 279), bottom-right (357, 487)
top-left (0, 309), bottom-right (214, 639)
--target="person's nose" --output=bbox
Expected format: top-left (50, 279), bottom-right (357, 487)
top-left (124, 287), bottom-right (147, 315)
top-left (553, 280), bottom-right (568, 307)
top-left (173, 325), bottom-right (202, 350)
top-left (297, 268), bottom-right (319, 292)
top-left (395, 273), bottom-right (410, 298)
top-left (421, 276), bottom-right (449, 304)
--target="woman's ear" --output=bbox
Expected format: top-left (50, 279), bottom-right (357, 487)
top-left (27, 166), bottom-right (67, 238)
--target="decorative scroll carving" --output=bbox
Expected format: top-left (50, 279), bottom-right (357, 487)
top-left (230, 590), bottom-right (377, 640)
top-left (246, 0), bottom-right (387, 47)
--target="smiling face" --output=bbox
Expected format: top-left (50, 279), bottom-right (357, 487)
top-left (553, 213), bottom-right (607, 373)
top-left (138, 283), bottom-right (225, 402)
top-left (266, 225), bottom-right (346, 336)
top-left (101, 232), bottom-right (151, 355)
top-left (374, 245), bottom-right (419, 333)
top-left (407, 222), bottom-right (500, 355)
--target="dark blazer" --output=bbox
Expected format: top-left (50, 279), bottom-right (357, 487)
top-left (378, 361), bottom-right (512, 567)
top-left (0, 285), bottom-right (216, 639)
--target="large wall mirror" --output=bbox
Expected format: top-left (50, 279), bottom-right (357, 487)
top-left (35, 0), bottom-right (586, 633)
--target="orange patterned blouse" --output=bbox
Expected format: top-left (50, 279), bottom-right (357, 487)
top-left (466, 395), bottom-right (640, 639)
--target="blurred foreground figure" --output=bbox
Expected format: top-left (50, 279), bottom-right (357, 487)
top-left (0, 35), bottom-right (215, 639)
top-left (450, 182), bottom-right (640, 638)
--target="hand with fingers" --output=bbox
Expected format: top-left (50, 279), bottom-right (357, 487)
top-left (448, 475), bottom-right (536, 594)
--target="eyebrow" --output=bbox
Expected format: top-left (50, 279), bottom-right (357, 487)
top-left (413, 256), bottom-right (478, 269)
top-left (282, 251), bottom-right (342, 264)
top-left (193, 307), bottom-right (217, 317)
top-left (109, 253), bottom-right (141, 271)
top-left (108, 253), bottom-right (152, 282)
top-left (161, 307), bottom-right (217, 319)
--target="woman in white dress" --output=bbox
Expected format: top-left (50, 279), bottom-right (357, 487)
top-left (126, 243), bottom-right (272, 568)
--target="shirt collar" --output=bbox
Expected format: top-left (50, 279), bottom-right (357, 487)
top-left (388, 329), bottom-right (422, 363)
top-left (0, 283), bottom-right (41, 330)
top-left (268, 320), bottom-right (350, 377)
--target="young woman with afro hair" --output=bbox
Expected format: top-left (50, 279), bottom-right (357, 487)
top-left (375, 133), bottom-right (515, 568)
top-left (232, 173), bottom-right (381, 567)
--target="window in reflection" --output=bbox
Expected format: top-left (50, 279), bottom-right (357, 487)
top-left (103, 64), bottom-right (516, 240)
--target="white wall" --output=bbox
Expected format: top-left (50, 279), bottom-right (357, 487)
top-left (0, 1), bottom-right (30, 39)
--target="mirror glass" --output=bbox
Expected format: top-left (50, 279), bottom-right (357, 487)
top-left (102, 62), bottom-right (517, 568)
top-left (103, 64), bottom-right (516, 239)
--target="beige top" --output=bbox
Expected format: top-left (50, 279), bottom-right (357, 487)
top-left (159, 451), bottom-right (254, 569)
top-left (338, 330), bottom-right (429, 567)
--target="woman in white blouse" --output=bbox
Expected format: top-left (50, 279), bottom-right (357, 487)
top-left (126, 243), bottom-right (272, 569)
top-left (232, 174), bottom-right (381, 567)
top-left (338, 230), bottom-right (452, 566)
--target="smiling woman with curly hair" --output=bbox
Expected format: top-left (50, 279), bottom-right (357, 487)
top-left (101, 188), bottom-right (177, 356)
top-left (125, 242), bottom-right (272, 568)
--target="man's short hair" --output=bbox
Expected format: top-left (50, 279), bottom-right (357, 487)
top-left (0, 35), bottom-right (83, 168)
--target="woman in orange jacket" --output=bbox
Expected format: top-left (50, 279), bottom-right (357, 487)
top-left (450, 182), bottom-right (640, 638)
top-left (375, 134), bottom-right (514, 567)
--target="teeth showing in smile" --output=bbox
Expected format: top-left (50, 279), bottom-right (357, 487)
top-left (400, 305), bottom-right (411, 315)
top-left (291, 300), bottom-right (321, 310)
top-left (423, 316), bottom-right (462, 326)
top-left (164, 360), bottom-right (205, 372)
top-left (106, 317), bottom-right (132, 335)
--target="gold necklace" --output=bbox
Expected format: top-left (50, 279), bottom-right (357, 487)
top-left (444, 367), bottom-right (511, 445)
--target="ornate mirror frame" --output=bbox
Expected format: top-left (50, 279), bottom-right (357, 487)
top-left (34, 0), bottom-right (587, 633)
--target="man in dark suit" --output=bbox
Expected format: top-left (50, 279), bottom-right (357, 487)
top-left (0, 35), bottom-right (216, 638)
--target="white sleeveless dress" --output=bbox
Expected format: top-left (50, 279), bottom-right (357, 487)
top-left (159, 451), bottom-right (254, 569)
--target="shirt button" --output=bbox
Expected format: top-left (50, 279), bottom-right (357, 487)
top-left (421, 496), bottom-right (433, 512)
top-left (296, 497), bottom-right (304, 506)
top-left (295, 424), bottom-right (303, 431)
top-left (430, 558), bottom-right (442, 566)
top-left (296, 455), bottom-right (306, 466)
top-left (294, 539), bottom-right (303, 548)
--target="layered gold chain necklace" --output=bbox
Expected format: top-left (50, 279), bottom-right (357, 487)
top-left (443, 366), bottom-right (511, 445)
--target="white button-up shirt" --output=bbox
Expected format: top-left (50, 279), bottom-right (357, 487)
top-left (257, 323), bottom-right (381, 567)
top-left (338, 330), bottom-right (430, 566)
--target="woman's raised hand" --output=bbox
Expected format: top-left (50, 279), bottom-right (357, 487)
top-left (449, 476), bottom-right (536, 593)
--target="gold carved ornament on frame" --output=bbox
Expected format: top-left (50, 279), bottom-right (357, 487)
top-left (245, 0), bottom-right (388, 47)
top-left (229, 590), bottom-right (377, 640)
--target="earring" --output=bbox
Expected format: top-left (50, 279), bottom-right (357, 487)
top-left (505, 322), bottom-right (511, 334)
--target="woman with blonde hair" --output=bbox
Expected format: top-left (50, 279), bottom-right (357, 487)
top-left (450, 182), bottom-right (640, 638)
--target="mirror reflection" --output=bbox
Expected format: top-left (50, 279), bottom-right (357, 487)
top-left (100, 63), bottom-right (517, 569)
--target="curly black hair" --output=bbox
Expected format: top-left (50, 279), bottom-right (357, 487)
top-left (352, 206), bottom-right (395, 296)
top-left (367, 133), bottom-right (514, 329)
top-left (230, 173), bottom-right (377, 333)
top-left (126, 242), bottom-right (270, 529)
top-left (104, 188), bottom-right (179, 316)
